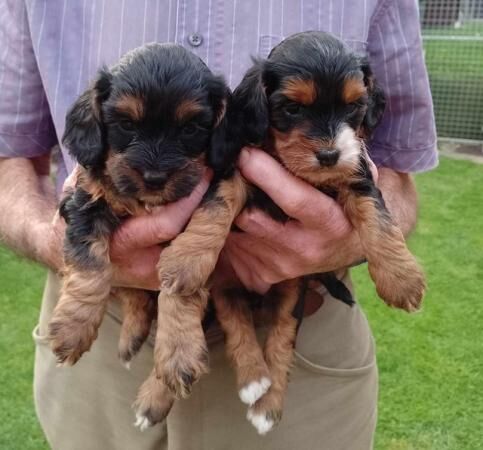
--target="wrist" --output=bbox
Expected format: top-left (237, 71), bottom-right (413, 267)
top-left (34, 220), bottom-right (63, 272)
top-left (316, 232), bottom-right (364, 273)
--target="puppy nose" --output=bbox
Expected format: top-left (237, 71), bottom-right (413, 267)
top-left (316, 149), bottom-right (339, 167)
top-left (143, 170), bottom-right (169, 189)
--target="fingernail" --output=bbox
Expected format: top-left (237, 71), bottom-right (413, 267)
top-left (237, 148), bottom-right (251, 168)
top-left (203, 167), bottom-right (214, 181)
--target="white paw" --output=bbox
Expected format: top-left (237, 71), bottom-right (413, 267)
top-left (238, 377), bottom-right (271, 405)
top-left (134, 412), bottom-right (152, 431)
top-left (247, 409), bottom-right (274, 435)
top-left (121, 360), bottom-right (131, 370)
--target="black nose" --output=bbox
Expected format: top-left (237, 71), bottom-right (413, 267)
top-left (143, 170), bottom-right (169, 189)
top-left (316, 149), bottom-right (340, 167)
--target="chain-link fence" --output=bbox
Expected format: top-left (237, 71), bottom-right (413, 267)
top-left (420, 0), bottom-right (483, 143)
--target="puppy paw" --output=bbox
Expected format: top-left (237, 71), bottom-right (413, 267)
top-left (246, 388), bottom-right (284, 435)
top-left (133, 372), bottom-right (174, 431)
top-left (247, 406), bottom-right (281, 435)
top-left (239, 377), bottom-right (271, 406)
top-left (158, 246), bottom-right (219, 296)
top-left (369, 259), bottom-right (426, 312)
top-left (48, 318), bottom-right (96, 366)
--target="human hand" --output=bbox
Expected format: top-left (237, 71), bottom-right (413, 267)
top-left (223, 147), bottom-right (378, 293)
top-left (50, 166), bottom-right (212, 290)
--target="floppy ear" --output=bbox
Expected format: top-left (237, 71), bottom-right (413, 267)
top-left (233, 59), bottom-right (269, 144)
top-left (208, 60), bottom-right (269, 177)
top-left (359, 58), bottom-right (386, 136)
top-left (206, 74), bottom-right (229, 129)
top-left (62, 68), bottom-right (112, 169)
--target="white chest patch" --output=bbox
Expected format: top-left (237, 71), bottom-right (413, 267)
top-left (335, 125), bottom-right (361, 166)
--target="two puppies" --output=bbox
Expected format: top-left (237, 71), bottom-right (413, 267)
top-left (50, 32), bottom-right (425, 434)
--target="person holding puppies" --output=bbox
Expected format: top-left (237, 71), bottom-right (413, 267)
top-left (0, 1), bottom-right (437, 449)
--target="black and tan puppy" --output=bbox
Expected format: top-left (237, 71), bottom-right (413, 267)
top-left (48, 43), bottom-right (231, 428)
top-left (199, 31), bottom-right (425, 433)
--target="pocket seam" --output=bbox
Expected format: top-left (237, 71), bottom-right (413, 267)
top-left (294, 348), bottom-right (376, 377)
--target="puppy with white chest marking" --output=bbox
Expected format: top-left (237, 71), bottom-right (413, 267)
top-left (203, 31), bottom-right (426, 433)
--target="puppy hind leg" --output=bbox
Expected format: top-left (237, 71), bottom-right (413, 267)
top-left (247, 279), bottom-right (300, 435)
top-left (116, 288), bottom-right (156, 369)
top-left (212, 284), bottom-right (271, 406)
top-left (342, 183), bottom-right (425, 312)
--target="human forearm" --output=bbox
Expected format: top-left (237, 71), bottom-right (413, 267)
top-left (377, 168), bottom-right (418, 237)
top-left (224, 149), bottom-right (421, 292)
top-left (0, 157), bottom-right (61, 270)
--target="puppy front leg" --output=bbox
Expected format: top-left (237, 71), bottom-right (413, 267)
top-left (155, 172), bottom-right (248, 397)
top-left (212, 283), bottom-right (271, 407)
top-left (158, 171), bottom-right (247, 295)
top-left (115, 288), bottom-right (156, 368)
top-left (48, 189), bottom-right (119, 365)
top-left (247, 279), bottom-right (300, 434)
top-left (155, 289), bottom-right (210, 399)
top-left (341, 181), bottom-right (425, 312)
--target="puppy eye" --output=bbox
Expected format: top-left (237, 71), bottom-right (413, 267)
top-left (284, 104), bottom-right (302, 116)
top-left (119, 120), bottom-right (135, 132)
top-left (182, 123), bottom-right (199, 136)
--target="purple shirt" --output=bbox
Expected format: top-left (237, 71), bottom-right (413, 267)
top-left (0, 0), bottom-right (438, 184)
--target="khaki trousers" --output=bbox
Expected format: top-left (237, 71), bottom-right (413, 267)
top-left (33, 271), bottom-right (377, 450)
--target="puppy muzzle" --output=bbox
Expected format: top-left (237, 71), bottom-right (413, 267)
top-left (316, 149), bottom-right (340, 167)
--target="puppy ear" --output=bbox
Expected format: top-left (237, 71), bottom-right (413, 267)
top-left (207, 74), bottom-right (229, 128)
top-left (62, 68), bottom-right (112, 169)
top-left (359, 58), bottom-right (386, 136)
top-left (208, 60), bottom-right (269, 177)
top-left (233, 59), bottom-right (269, 144)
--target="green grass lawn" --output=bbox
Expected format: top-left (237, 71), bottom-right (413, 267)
top-left (1, 156), bottom-right (482, 449)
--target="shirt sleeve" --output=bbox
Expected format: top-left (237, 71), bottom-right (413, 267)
top-left (0, 0), bottom-right (57, 158)
top-left (366, 0), bottom-right (438, 173)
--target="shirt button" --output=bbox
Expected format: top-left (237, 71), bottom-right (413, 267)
top-left (187, 33), bottom-right (203, 47)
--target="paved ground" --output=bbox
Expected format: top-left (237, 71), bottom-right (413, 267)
top-left (438, 139), bottom-right (483, 164)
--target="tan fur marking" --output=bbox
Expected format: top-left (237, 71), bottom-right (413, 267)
top-left (282, 78), bottom-right (317, 105)
top-left (115, 288), bottom-right (156, 364)
top-left (49, 259), bottom-right (112, 365)
top-left (342, 77), bottom-right (367, 104)
top-left (154, 289), bottom-right (210, 398)
top-left (248, 279), bottom-right (299, 425)
top-left (175, 99), bottom-right (204, 121)
top-left (76, 165), bottom-right (145, 216)
top-left (133, 369), bottom-right (175, 426)
top-left (339, 187), bottom-right (425, 311)
top-left (212, 283), bottom-right (270, 393)
top-left (157, 171), bottom-right (248, 296)
top-left (115, 94), bottom-right (144, 121)
top-left (154, 172), bottom-right (248, 396)
top-left (271, 127), bottom-right (358, 186)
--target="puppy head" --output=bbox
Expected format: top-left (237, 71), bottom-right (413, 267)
top-left (229, 31), bottom-right (385, 185)
top-left (62, 43), bottom-right (228, 205)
